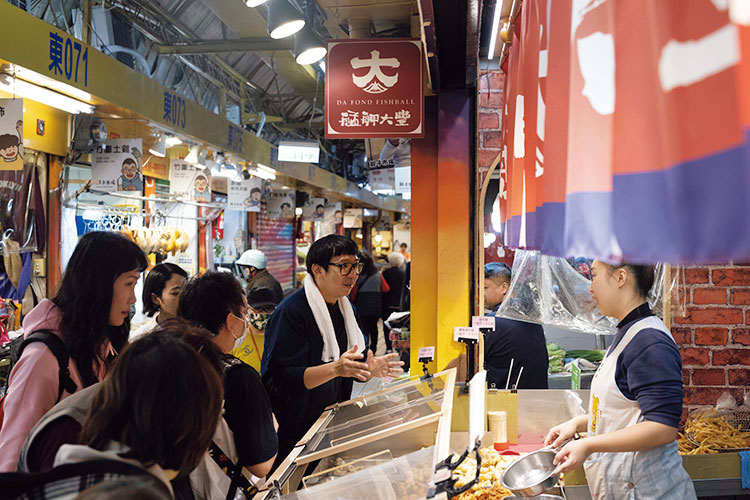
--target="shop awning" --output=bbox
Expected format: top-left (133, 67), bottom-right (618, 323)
top-left (497, 0), bottom-right (750, 264)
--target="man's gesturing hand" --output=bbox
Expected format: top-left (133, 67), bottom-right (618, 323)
top-left (333, 345), bottom-right (371, 381)
top-left (365, 350), bottom-right (405, 379)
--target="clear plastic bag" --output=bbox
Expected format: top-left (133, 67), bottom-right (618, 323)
top-left (495, 250), bottom-right (684, 334)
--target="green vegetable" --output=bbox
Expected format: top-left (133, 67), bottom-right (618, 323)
top-left (564, 350), bottom-right (605, 362)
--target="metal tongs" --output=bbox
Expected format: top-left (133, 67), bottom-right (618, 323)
top-left (426, 438), bottom-right (482, 499)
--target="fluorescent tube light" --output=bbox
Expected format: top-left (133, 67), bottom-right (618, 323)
top-left (0, 74), bottom-right (94, 114)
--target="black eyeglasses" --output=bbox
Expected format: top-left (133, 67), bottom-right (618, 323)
top-left (328, 261), bottom-right (365, 275)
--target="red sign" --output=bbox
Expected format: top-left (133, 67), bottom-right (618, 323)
top-left (325, 39), bottom-right (424, 139)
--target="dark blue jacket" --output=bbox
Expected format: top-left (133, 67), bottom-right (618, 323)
top-left (261, 288), bottom-right (365, 458)
top-left (485, 305), bottom-right (549, 389)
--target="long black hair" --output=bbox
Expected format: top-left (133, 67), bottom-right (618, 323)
top-left (142, 263), bottom-right (188, 317)
top-left (53, 232), bottom-right (147, 387)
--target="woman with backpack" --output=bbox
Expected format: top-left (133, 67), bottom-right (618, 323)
top-left (349, 252), bottom-right (389, 353)
top-left (0, 332), bottom-right (224, 499)
top-left (0, 231), bottom-right (148, 472)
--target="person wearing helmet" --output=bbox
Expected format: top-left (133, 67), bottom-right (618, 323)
top-left (236, 249), bottom-right (284, 304)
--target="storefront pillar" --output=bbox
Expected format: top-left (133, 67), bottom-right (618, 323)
top-left (411, 91), bottom-right (473, 372)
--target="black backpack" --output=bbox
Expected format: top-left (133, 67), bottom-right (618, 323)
top-left (0, 459), bottom-right (169, 500)
top-left (0, 331), bottom-right (77, 422)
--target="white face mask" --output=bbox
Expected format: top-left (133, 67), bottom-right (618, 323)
top-left (231, 315), bottom-right (248, 351)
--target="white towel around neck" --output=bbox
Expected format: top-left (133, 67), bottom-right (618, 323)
top-left (304, 273), bottom-right (366, 362)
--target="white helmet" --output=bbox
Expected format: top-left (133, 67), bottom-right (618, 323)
top-left (237, 249), bottom-right (267, 269)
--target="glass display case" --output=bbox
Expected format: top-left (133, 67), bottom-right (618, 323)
top-left (254, 368), bottom-right (456, 499)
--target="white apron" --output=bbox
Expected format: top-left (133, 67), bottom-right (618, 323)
top-left (583, 316), bottom-right (696, 500)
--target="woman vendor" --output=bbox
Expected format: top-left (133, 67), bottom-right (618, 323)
top-left (544, 261), bottom-right (696, 499)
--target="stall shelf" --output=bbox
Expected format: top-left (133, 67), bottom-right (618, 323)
top-left (254, 368), bottom-right (456, 499)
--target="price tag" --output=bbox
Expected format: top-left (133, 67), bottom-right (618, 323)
top-left (417, 346), bottom-right (435, 362)
top-left (454, 327), bottom-right (480, 342)
top-left (471, 316), bottom-right (496, 330)
top-left (571, 360), bottom-right (581, 390)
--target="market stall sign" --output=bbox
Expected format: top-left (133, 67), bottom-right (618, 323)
top-left (278, 141), bottom-right (320, 163)
top-left (471, 316), bottom-right (495, 331)
top-left (325, 39), bottom-right (423, 139)
top-left (454, 326), bottom-right (479, 342)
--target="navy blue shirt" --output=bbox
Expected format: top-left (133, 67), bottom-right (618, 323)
top-left (485, 306), bottom-right (549, 389)
top-left (609, 303), bottom-right (683, 428)
top-left (261, 288), bottom-right (365, 459)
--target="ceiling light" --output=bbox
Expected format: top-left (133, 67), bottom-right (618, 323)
top-left (294, 28), bottom-right (326, 65)
top-left (250, 167), bottom-right (276, 180)
top-left (197, 149), bottom-right (208, 168)
top-left (374, 234), bottom-right (383, 243)
top-left (246, 0), bottom-right (268, 6)
top-left (0, 74), bottom-right (94, 114)
top-left (10, 65), bottom-right (92, 102)
top-left (165, 135), bottom-right (183, 147)
top-left (267, 0), bottom-right (305, 39)
top-left (185, 145), bottom-right (200, 164)
top-left (257, 163), bottom-right (277, 175)
top-left (487, 1), bottom-right (503, 60)
top-left (149, 134), bottom-right (166, 157)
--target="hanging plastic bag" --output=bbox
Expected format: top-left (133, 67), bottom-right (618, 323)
top-left (496, 250), bottom-right (684, 335)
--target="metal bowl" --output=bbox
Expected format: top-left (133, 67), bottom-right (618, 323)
top-left (499, 449), bottom-right (560, 497)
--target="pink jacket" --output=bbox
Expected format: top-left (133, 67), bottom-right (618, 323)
top-left (0, 299), bottom-right (109, 472)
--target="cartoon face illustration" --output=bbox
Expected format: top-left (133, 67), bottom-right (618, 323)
top-left (251, 188), bottom-right (261, 202)
top-left (121, 158), bottom-right (139, 180)
top-left (0, 134), bottom-right (20, 163)
top-left (280, 202), bottom-right (292, 218)
top-left (194, 175), bottom-right (209, 192)
top-left (334, 210), bottom-right (343, 224)
top-left (314, 205), bottom-right (325, 218)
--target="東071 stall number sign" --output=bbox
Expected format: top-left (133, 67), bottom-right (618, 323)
top-left (325, 39), bottom-right (423, 139)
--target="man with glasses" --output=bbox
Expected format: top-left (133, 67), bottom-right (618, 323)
top-left (178, 272), bottom-right (278, 496)
top-left (261, 235), bottom-right (403, 469)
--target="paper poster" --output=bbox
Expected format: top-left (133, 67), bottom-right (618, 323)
top-left (266, 190), bottom-right (295, 219)
top-left (344, 208), bottom-right (363, 228)
top-left (169, 159), bottom-right (211, 202)
top-left (227, 178), bottom-right (263, 212)
top-left (369, 168), bottom-right (395, 190)
top-left (303, 197), bottom-right (326, 219)
top-left (0, 99), bottom-right (23, 171)
top-left (91, 139), bottom-right (143, 192)
top-left (394, 166), bottom-right (411, 194)
top-left (324, 202), bottom-right (343, 224)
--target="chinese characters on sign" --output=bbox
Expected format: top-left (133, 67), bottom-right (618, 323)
top-left (169, 159), bottom-right (210, 202)
top-left (91, 139), bottom-right (143, 192)
top-left (0, 99), bottom-right (24, 171)
top-left (266, 191), bottom-right (295, 220)
top-left (278, 141), bottom-right (320, 163)
top-left (227, 178), bottom-right (263, 212)
top-left (368, 168), bottom-right (395, 191)
top-left (394, 167), bottom-right (411, 194)
top-left (48, 31), bottom-right (89, 86)
top-left (227, 124), bottom-right (243, 153)
top-left (325, 39), bottom-right (423, 139)
top-left (343, 208), bottom-right (363, 228)
top-left (163, 91), bottom-right (187, 129)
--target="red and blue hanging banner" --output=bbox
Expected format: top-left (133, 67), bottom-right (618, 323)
top-left (500, 0), bottom-right (750, 264)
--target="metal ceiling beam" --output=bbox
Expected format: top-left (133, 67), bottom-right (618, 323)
top-left (197, 0), bottom-right (319, 97)
top-left (159, 38), bottom-right (294, 55)
top-left (273, 121), bottom-right (325, 130)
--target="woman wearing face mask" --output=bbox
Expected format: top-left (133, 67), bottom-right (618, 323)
top-left (0, 231), bottom-right (147, 472)
top-left (544, 261), bottom-right (696, 499)
top-left (132, 263), bottom-right (188, 339)
top-left (230, 287), bottom-right (280, 369)
top-left (178, 272), bottom-right (278, 500)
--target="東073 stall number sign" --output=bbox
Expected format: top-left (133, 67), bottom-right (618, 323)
top-left (325, 39), bottom-right (423, 139)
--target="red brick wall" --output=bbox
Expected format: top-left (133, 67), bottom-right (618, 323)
top-left (674, 265), bottom-right (750, 417)
top-left (477, 70), bottom-right (505, 185)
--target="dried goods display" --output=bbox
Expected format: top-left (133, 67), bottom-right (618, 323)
top-left (119, 225), bottom-right (189, 255)
top-left (678, 410), bottom-right (750, 454)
